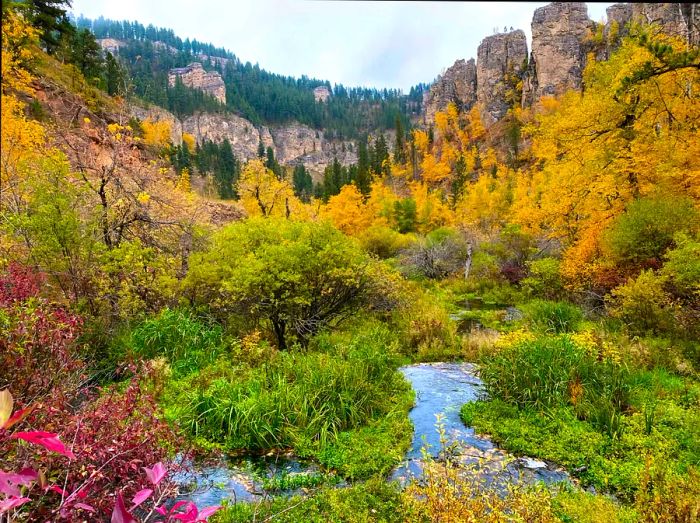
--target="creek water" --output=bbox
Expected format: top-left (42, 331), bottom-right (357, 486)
top-left (174, 362), bottom-right (570, 506)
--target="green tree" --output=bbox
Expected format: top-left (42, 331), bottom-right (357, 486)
top-left (184, 218), bottom-right (393, 349)
top-left (105, 51), bottom-right (127, 96)
top-left (26, 0), bottom-right (74, 54)
top-left (292, 164), bottom-right (313, 202)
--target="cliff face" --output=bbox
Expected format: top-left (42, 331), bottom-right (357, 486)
top-left (180, 113), bottom-right (356, 172)
top-left (476, 30), bottom-right (528, 124)
top-left (521, 3), bottom-right (593, 107)
top-left (168, 63), bottom-right (226, 104)
top-left (424, 2), bottom-right (698, 126)
top-left (130, 105), bottom-right (183, 146)
top-left (423, 59), bottom-right (477, 123)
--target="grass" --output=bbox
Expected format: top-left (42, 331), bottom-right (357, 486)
top-left (162, 322), bottom-right (414, 479)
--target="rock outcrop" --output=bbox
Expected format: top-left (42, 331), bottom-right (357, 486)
top-left (313, 86), bottom-right (331, 103)
top-left (476, 30), bottom-right (528, 124)
top-left (423, 59), bottom-right (477, 123)
top-left (612, 3), bottom-right (700, 46)
top-left (168, 63), bottom-right (226, 105)
top-left (180, 113), bottom-right (356, 172)
top-left (521, 3), bottom-right (593, 107)
top-left (181, 112), bottom-right (270, 160)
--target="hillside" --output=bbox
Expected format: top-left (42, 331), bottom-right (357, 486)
top-left (2, 1), bottom-right (700, 522)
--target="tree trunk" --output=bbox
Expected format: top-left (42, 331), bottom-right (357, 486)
top-left (464, 242), bottom-right (473, 280)
top-left (271, 318), bottom-right (287, 351)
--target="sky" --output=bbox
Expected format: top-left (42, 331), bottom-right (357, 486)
top-left (70, 1), bottom-right (614, 92)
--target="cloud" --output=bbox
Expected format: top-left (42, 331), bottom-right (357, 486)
top-left (70, 1), bottom-right (613, 91)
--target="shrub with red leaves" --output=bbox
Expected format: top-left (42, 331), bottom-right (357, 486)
top-left (0, 265), bottom-right (187, 520)
top-left (0, 263), bottom-right (85, 405)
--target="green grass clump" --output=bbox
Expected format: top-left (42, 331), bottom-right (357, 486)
top-left (165, 323), bottom-right (413, 479)
top-left (524, 299), bottom-right (584, 334)
top-left (126, 308), bottom-right (226, 376)
top-left (215, 478), bottom-right (405, 523)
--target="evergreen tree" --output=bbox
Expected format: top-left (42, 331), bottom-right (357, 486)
top-left (26, 0), bottom-right (74, 54)
top-left (105, 52), bottom-right (127, 96)
top-left (69, 28), bottom-right (103, 83)
top-left (356, 137), bottom-right (371, 195)
top-left (292, 164), bottom-right (313, 202)
top-left (394, 116), bottom-right (406, 164)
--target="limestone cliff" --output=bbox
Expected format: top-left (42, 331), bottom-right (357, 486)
top-left (168, 63), bottom-right (226, 105)
top-left (180, 113), bottom-right (356, 172)
top-left (521, 3), bottom-right (593, 107)
top-left (181, 112), bottom-right (270, 160)
top-left (476, 30), bottom-right (528, 124)
top-left (423, 59), bottom-right (477, 124)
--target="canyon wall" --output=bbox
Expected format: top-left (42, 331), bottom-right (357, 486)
top-left (423, 2), bottom-right (699, 125)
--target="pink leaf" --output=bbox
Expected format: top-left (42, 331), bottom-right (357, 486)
top-left (155, 505), bottom-right (168, 515)
top-left (111, 492), bottom-right (137, 523)
top-left (142, 462), bottom-right (167, 486)
top-left (196, 506), bottom-right (222, 521)
top-left (171, 502), bottom-right (198, 522)
top-left (0, 468), bottom-right (37, 497)
top-left (130, 488), bottom-right (153, 509)
top-left (0, 497), bottom-right (31, 513)
top-left (169, 500), bottom-right (191, 513)
top-left (11, 431), bottom-right (75, 459)
top-left (74, 502), bottom-right (96, 513)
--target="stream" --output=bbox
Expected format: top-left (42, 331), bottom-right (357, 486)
top-left (174, 362), bottom-right (570, 506)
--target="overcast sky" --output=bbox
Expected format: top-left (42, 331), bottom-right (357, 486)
top-left (70, 1), bottom-right (613, 92)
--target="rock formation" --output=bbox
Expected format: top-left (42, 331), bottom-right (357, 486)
top-left (521, 3), bottom-right (593, 107)
top-left (423, 59), bottom-right (477, 124)
top-left (180, 113), bottom-right (357, 172)
top-left (609, 3), bottom-right (700, 46)
top-left (476, 30), bottom-right (528, 124)
top-left (313, 86), bottom-right (331, 103)
top-left (168, 63), bottom-right (226, 105)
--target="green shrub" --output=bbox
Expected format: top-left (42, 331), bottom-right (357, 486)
top-left (359, 225), bottom-right (413, 259)
top-left (522, 257), bottom-right (564, 300)
top-left (603, 194), bottom-right (698, 265)
top-left (608, 270), bottom-right (675, 335)
top-left (524, 300), bottom-right (583, 333)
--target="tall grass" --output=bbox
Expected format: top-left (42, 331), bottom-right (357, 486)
top-left (479, 336), bottom-right (630, 438)
top-left (168, 324), bottom-right (412, 461)
top-left (128, 308), bottom-right (226, 375)
top-left (524, 300), bottom-right (584, 334)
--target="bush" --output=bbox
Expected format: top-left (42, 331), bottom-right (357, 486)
top-left (399, 227), bottom-right (471, 279)
top-left (522, 257), bottom-right (564, 300)
top-left (608, 270), bottom-right (675, 335)
top-left (359, 225), bottom-right (414, 259)
top-left (603, 194), bottom-right (698, 266)
top-left (185, 218), bottom-right (399, 349)
top-left (524, 299), bottom-right (584, 333)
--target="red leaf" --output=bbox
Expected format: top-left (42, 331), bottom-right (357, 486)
top-left (111, 492), bottom-right (137, 523)
top-left (49, 485), bottom-right (67, 495)
top-left (11, 431), bottom-right (75, 459)
top-left (142, 462), bottom-right (167, 486)
top-left (130, 488), bottom-right (153, 509)
top-left (0, 497), bottom-right (31, 514)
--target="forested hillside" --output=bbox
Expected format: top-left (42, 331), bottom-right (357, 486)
top-left (74, 16), bottom-right (426, 139)
top-left (2, 1), bottom-right (699, 522)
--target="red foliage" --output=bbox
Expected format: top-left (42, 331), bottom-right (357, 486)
top-left (0, 264), bottom-right (84, 405)
top-left (0, 265), bottom-right (187, 520)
